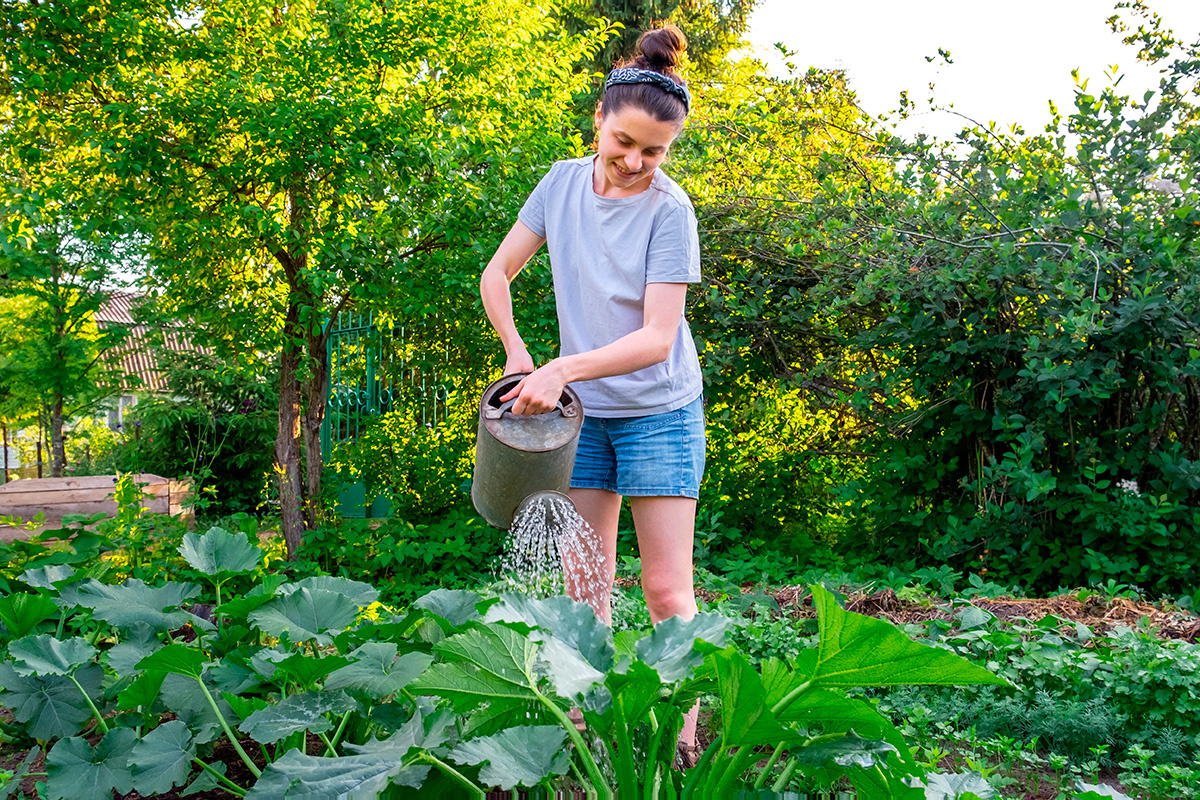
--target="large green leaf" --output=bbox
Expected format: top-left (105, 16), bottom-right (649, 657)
top-left (324, 643), bottom-right (433, 699)
top-left (635, 613), bottom-right (729, 682)
top-left (8, 634), bottom-right (97, 677)
top-left (159, 672), bottom-right (236, 744)
top-left (711, 648), bottom-right (790, 748)
top-left (410, 624), bottom-right (538, 712)
top-left (130, 720), bottom-right (196, 796)
top-left (60, 578), bottom-right (200, 633)
top-left (414, 588), bottom-right (484, 628)
top-left (448, 726), bottom-right (571, 790)
top-left (0, 592), bottom-right (60, 637)
top-left (105, 624), bottom-right (164, 679)
top-left (0, 662), bottom-right (100, 740)
top-left (602, 659), bottom-right (667, 729)
top-left (810, 585), bottom-right (1009, 688)
top-left (273, 652), bottom-right (351, 688)
top-left (249, 587), bottom-right (361, 645)
top-left (774, 685), bottom-right (914, 769)
top-left (18, 564), bottom-right (76, 591)
top-left (485, 593), bottom-right (614, 699)
top-left (238, 690), bottom-right (358, 744)
top-left (244, 749), bottom-right (430, 799)
top-left (791, 730), bottom-right (898, 769)
top-left (279, 576), bottom-right (378, 608)
top-left (1073, 783), bottom-right (1131, 800)
top-left (45, 728), bottom-right (136, 800)
top-left (346, 705), bottom-right (455, 757)
top-left (921, 771), bottom-right (998, 799)
top-left (137, 644), bottom-right (208, 679)
top-left (178, 526), bottom-right (263, 577)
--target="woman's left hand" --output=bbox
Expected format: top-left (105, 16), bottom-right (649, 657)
top-left (500, 360), bottom-right (568, 416)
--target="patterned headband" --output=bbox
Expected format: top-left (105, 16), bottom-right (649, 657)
top-left (604, 67), bottom-right (691, 113)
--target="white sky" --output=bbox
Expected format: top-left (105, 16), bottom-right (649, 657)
top-left (743, 0), bottom-right (1200, 140)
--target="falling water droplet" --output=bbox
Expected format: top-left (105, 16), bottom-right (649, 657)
top-left (498, 493), bottom-right (606, 613)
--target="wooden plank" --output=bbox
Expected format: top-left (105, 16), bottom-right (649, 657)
top-left (0, 475), bottom-right (167, 494)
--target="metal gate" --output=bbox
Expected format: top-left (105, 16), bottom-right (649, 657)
top-left (320, 311), bottom-right (451, 518)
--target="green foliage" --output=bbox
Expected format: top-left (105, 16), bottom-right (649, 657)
top-left (0, 524), bottom-right (1007, 799)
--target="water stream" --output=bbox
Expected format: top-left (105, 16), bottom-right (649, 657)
top-left (498, 492), bottom-right (607, 612)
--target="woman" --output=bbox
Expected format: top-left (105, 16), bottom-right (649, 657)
top-left (479, 24), bottom-right (704, 758)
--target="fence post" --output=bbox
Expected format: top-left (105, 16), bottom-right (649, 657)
top-left (36, 441), bottom-right (43, 479)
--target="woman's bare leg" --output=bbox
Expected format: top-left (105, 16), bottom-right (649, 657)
top-left (564, 487), bottom-right (621, 625)
top-left (630, 495), bottom-right (700, 750)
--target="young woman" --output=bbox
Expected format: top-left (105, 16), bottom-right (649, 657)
top-left (479, 24), bottom-right (704, 758)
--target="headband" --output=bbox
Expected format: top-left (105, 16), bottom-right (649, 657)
top-left (604, 67), bottom-right (691, 113)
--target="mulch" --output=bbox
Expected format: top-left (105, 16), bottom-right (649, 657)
top-left (699, 583), bottom-right (1200, 643)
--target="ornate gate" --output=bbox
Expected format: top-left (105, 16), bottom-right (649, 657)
top-left (320, 311), bottom-right (451, 518)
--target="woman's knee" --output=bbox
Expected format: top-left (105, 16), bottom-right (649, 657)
top-left (641, 576), bottom-right (697, 623)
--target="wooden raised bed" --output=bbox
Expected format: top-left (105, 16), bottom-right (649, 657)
top-left (0, 474), bottom-right (191, 527)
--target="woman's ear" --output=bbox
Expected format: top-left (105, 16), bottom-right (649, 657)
top-left (593, 102), bottom-right (604, 129)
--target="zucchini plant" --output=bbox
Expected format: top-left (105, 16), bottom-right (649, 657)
top-left (0, 525), bottom-right (1010, 798)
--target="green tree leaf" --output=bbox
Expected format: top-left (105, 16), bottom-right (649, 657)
top-left (178, 526), bottom-right (263, 576)
top-left (8, 634), bottom-right (96, 676)
top-left (324, 643), bottom-right (433, 699)
top-left (249, 587), bottom-right (361, 645)
top-left (810, 585), bottom-right (1009, 687)
top-left (45, 729), bottom-right (136, 800)
top-left (448, 726), bottom-right (571, 790)
top-left (129, 720), bottom-right (196, 796)
top-left (238, 690), bottom-right (358, 744)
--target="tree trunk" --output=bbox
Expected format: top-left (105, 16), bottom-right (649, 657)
top-left (276, 301), bottom-right (306, 559)
top-left (301, 328), bottom-right (329, 528)
top-left (50, 396), bottom-right (66, 477)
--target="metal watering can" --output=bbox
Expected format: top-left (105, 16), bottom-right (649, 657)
top-left (471, 373), bottom-right (584, 530)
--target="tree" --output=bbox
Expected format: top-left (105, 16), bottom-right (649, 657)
top-left (2, 0), bottom-right (606, 555)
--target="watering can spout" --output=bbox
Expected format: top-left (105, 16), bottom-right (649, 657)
top-left (471, 374), bottom-right (584, 530)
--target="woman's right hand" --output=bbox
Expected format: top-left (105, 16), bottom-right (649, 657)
top-left (505, 348), bottom-right (535, 376)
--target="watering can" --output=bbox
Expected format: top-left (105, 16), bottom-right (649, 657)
top-left (471, 373), bottom-right (584, 530)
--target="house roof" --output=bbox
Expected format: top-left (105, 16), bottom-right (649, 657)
top-left (95, 292), bottom-right (205, 394)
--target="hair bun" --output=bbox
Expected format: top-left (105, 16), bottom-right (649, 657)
top-left (635, 25), bottom-right (687, 73)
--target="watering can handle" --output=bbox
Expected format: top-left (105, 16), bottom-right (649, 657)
top-left (483, 396), bottom-right (578, 420)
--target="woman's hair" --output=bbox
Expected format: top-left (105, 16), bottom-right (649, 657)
top-left (600, 26), bottom-right (689, 125)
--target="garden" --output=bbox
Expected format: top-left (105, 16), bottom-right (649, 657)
top-left (1, 0), bottom-right (1199, 797)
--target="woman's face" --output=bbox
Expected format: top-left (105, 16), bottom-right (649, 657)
top-left (592, 103), bottom-right (681, 197)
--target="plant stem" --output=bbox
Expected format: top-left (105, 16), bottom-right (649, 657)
top-left (753, 743), bottom-right (787, 790)
top-left (612, 696), bottom-right (638, 796)
top-left (192, 757), bottom-right (247, 797)
top-left (644, 713), bottom-right (669, 800)
top-left (770, 759), bottom-right (798, 793)
top-left (329, 710), bottom-right (352, 752)
top-left (317, 730), bottom-right (337, 757)
top-left (418, 753), bottom-right (484, 800)
top-left (68, 674), bottom-right (109, 735)
top-left (770, 679), bottom-right (812, 717)
top-left (195, 677), bottom-right (261, 777)
top-left (534, 690), bottom-right (612, 799)
top-left (56, 607), bottom-right (67, 638)
top-left (680, 735), bottom-right (721, 800)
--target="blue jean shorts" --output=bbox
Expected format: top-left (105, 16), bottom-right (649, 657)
top-left (570, 395), bottom-right (706, 499)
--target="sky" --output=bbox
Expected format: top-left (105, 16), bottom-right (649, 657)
top-left (742, 0), bottom-right (1200, 141)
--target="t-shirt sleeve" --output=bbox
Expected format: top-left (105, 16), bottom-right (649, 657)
top-left (645, 201), bottom-right (701, 284)
top-left (517, 165), bottom-right (557, 238)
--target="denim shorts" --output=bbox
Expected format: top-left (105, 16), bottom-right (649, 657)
top-left (570, 395), bottom-right (706, 498)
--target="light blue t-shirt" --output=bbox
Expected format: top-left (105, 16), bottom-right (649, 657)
top-left (518, 155), bottom-right (703, 418)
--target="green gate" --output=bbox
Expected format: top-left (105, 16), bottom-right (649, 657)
top-left (320, 311), bottom-right (451, 518)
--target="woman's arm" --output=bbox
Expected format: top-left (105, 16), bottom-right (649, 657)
top-left (502, 282), bottom-right (689, 415)
top-left (480, 220), bottom-right (546, 375)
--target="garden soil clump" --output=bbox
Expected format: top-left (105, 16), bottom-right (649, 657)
top-left (754, 586), bottom-right (1200, 643)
